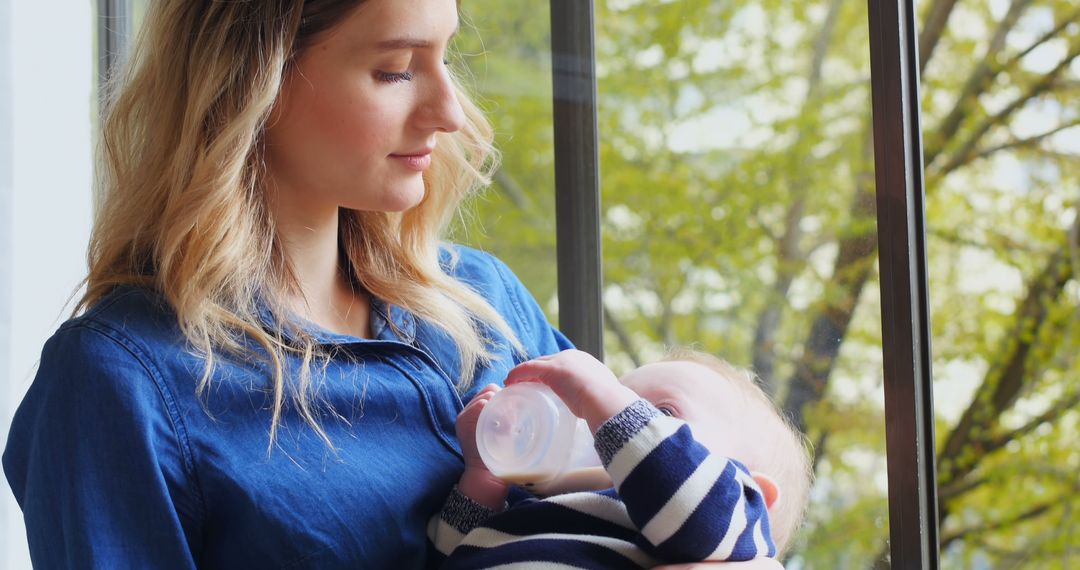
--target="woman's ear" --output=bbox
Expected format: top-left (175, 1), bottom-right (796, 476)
top-left (751, 472), bottom-right (781, 510)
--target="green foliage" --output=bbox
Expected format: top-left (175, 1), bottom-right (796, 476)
top-left (455, 0), bottom-right (1079, 566)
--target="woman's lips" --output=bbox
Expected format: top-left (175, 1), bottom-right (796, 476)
top-left (390, 150), bottom-right (433, 171)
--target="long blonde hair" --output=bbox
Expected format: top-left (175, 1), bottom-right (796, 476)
top-left (81, 0), bottom-right (522, 448)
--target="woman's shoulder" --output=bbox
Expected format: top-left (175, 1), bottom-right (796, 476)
top-left (440, 243), bottom-right (573, 356)
top-left (52, 285), bottom-right (183, 365)
top-left (439, 244), bottom-right (532, 314)
top-left (439, 244), bottom-right (526, 294)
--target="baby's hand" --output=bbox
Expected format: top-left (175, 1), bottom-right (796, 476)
top-left (455, 385), bottom-right (509, 510)
top-left (457, 384), bottom-right (500, 472)
top-left (504, 349), bottom-right (639, 433)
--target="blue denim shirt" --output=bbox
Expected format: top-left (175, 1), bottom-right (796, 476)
top-left (3, 245), bottom-right (571, 569)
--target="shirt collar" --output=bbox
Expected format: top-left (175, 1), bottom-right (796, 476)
top-left (255, 294), bottom-right (417, 346)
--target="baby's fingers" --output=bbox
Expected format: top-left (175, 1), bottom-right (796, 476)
top-left (465, 384), bottom-right (501, 404)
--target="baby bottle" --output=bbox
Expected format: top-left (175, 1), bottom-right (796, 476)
top-left (475, 383), bottom-right (612, 496)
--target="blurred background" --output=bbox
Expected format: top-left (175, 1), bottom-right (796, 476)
top-left (1, 0), bottom-right (1077, 568)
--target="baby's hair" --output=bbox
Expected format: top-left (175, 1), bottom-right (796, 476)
top-left (662, 347), bottom-right (813, 556)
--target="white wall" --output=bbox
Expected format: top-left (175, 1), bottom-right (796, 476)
top-left (0, 0), bottom-right (13, 561)
top-left (1, 1), bottom-right (95, 568)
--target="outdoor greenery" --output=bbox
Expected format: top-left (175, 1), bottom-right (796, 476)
top-left (454, 0), bottom-right (1080, 567)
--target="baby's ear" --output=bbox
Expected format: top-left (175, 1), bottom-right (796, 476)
top-left (751, 472), bottom-right (781, 510)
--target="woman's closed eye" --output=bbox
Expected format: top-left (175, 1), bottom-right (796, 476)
top-left (375, 70), bottom-right (413, 83)
top-left (373, 55), bottom-right (452, 85)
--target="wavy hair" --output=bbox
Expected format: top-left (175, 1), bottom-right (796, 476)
top-left (80, 0), bottom-right (522, 449)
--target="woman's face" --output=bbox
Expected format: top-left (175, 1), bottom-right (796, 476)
top-left (264, 0), bottom-right (464, 215)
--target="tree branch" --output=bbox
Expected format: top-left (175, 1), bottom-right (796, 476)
top-left (918, 0), bottom-right (962, 73)
top-left (930, 37), bottom-right (1080, 179)
top-left (603, 302), bottom-right (642, 367)
top-left (924, 0), bottom-right (1035, 167)
top-left (937, 216), bottom-right (1080, 513)
top-left (779, 159), bottom-right (878, 435)
top-left (750, 0), bottom-right (844, 393)
top-left (979, 390), bottom-right (1080, 455)
top-left (968, 118), bottom-right (1080, 164)
top-left (492, 168), bottom-right (534, 212)
top-left (941, 498), bottom-right (1062, 549)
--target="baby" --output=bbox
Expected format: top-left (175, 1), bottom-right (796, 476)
top-left (428, 348), bottom-right (812, 568)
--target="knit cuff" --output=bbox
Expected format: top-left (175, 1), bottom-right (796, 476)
top-left (441, 487), bottom-right (502, 535)
top-left (593, 399), bottom-right (661, 467)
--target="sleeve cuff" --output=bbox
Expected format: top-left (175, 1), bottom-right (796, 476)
top-left (441, 486), bottom-right (504, 535)
top-left (593, 399), bottom-right (661, 466)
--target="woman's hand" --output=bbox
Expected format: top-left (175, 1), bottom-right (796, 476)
top-left (654, 559), bottom-right (784, 569)
top-left (504, 349), bottom-right (639, 432)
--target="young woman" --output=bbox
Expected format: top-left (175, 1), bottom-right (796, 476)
top-left (3, 1), bottom-right (783, 568)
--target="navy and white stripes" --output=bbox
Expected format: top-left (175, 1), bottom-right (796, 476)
top-left (429, 399), bottom-right (776, 568)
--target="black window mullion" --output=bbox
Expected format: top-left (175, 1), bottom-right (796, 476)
top-left (867, 0), bottom-right (940, 567)
top-left (549, 0), bottom-right (604, 358)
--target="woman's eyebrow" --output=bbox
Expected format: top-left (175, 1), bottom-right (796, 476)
top-left (373, 25), bottom-right (460, 52)
top-left (375, 37), bottom-right (434, 51)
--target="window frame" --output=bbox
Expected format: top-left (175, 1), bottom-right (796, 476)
top-left (867, 0), bottom-right (940, 565)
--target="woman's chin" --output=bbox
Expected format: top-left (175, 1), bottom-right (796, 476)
top-left (347, 186), bottom-right (426, 213)
top-left (385, 188), bottom-right (426, 212)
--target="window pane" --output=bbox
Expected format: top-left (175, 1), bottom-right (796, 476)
top-left (454, 2), bottom-right (560, 324)
top-left (595, 0), bottom-right (888, 565)
top-left (923, 1), bottom-right (1079, 567)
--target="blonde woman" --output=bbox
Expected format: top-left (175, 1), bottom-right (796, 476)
top-left (3, 1), bottom-right (783, 568)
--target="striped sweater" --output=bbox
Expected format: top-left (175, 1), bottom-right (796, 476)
top-left (428, 399), bottom-right (775, 569)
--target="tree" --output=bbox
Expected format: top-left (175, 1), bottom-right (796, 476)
top-left (455, 0), bottom-right (1079, 566)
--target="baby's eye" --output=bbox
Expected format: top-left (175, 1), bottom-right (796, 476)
top-left (657, 406), bottom-right (676, 417)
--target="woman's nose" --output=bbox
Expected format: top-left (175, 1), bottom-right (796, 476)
top-left (416, 67), bottom-right (466, 133)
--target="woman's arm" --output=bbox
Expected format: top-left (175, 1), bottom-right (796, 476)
top-left (2, 324), bottom-right (200, 568)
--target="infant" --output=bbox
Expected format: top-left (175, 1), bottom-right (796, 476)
top-left (428, 348), bottom-right (812, 568)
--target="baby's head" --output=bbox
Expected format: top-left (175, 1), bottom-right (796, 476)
top-left (618, 349), bottom-right (812, 554)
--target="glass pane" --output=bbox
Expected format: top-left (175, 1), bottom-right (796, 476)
top-left (454, 2), bottom-right (560, 322)
top-left (595, 0), bottom-right (888, 565)
top-left (923, 1), bottom-right (1079, 567)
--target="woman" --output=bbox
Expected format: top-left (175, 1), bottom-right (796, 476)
top-left (3, 1), bottom-right (783, 568)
